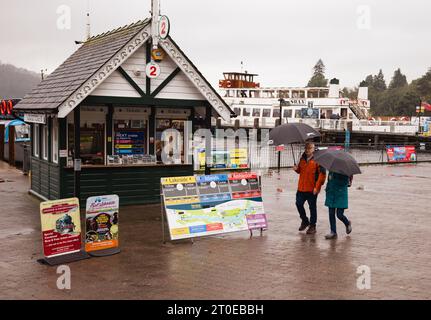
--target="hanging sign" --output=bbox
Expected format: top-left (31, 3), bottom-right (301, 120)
top-left (85, 195), bottom-right (120, 253)
top-left (40, 198), bottom-right (82, 258)
top-left (161, 173), bottom-right (267, 241)
top-left (24, 113), bottom-right (46, 124)
top-left (158, 15), bottom-right (170, 39)
top-left (146, 62), bottom-right (161, 79)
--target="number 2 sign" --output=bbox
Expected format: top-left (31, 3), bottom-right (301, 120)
top-left (146, 62), bottom-right (161, 79)
top-left (158, 15), bottom-right (170, 40)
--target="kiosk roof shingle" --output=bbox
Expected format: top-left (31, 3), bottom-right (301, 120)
top-left (15, 19), bottom-right (150, 111)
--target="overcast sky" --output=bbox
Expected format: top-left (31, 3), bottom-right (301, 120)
top-left (1, 0), bottom-right (430, 88)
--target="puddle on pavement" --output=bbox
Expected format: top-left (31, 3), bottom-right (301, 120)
top-left (0, 228), bottom-right (36, 239)
top-left (0, 179), bottom-right (14, 183)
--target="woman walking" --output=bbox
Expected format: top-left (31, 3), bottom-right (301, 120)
top-left (324, 172), bottom-right (353, 240)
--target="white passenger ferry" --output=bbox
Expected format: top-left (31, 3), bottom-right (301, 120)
top-left (217, 71), bottom-right (371, 129)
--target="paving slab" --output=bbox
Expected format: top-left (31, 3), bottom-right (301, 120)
top-left (0, 161), bottom-right (430, 300)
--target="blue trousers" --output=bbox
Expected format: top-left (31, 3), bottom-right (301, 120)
top-left (296, 192), bottom-right (318, 226)
top-left (329, 208), bottom-right (350, 234)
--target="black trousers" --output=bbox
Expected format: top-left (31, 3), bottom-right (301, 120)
top-left (296, 191), bottom-right (318, 226)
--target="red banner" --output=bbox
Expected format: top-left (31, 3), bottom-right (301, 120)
top-left (386, 146), bottom-right (417, 163)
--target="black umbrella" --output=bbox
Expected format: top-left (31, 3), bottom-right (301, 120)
top-left (314, 149), bottom-right (362, 177)
top-left (269, 123), bottom-right (321, 165)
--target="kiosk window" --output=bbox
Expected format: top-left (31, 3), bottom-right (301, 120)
top-left (68, 123), bottom-right (105, 165)
top-left (156, 119), bottom-right (185, 164)
top-left (42, 125), bottom-right (48, 160)
top-left (52, 119), bottom-right (58, 163)
top-left (33, 124), bottom-right (39, 157)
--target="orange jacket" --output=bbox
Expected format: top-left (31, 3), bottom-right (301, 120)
top-left (294, 154), bottom-right (327, 193)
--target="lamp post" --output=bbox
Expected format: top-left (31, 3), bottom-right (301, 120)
top-left (277, 98), bottom-right (289, 173)
top-left (417, 99), bottom-right (423, 135)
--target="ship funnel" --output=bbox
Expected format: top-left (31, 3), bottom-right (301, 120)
top-left (358, 86), bottom-right (368, 100)
top-left (328, 78), bottom-right (340, 98)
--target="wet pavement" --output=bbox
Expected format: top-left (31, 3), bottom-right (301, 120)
top-left (0, 161), bottom-right (430, 300)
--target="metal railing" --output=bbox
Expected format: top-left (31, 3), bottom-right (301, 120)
top-left (214, 118), bottom-right (419, 135)
top-left (249, 142), bottom-right (431, 169)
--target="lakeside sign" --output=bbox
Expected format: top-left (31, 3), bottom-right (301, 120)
top-left (161, 173), bottom-right (267, 241)
top-left (40, 198), bottom-right (82, 258)
top-left (85, 195), bottom-right (120, 254)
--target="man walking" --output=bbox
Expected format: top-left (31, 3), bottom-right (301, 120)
top-left (293, 142), bottom-right (326, 234)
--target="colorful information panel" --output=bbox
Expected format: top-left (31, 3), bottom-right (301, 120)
top-left (40, 198), bottom-right (82, 258)
top-left (198, 149), bottom-right (249, 170)
top-left (386, 146), bottom-right (417, 163)
top-left (85, 195), bottom-right (120, 253)
top-left (161, 173), bottom-right (267, 241)
top-left (114, 131), bottom-right (145, 155)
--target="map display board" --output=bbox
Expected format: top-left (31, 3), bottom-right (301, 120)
top-left (161, 173), bottom-right (267, 241)
top-left (85, 195), bottom-right (120, 253)
top-left (386, 146), bottom-right (417, 163)
top-left (40, 198), bottom-right (82, 258)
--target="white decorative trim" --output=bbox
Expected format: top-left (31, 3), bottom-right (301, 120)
top-left (58, 26), bottom-right (151, 118)
top-left (159, 38), bottom-right (232, 122)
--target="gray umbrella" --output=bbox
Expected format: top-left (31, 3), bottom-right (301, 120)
top-left (314, 149), bottom-right (362, 176)
top-left (269, 123), bottom-right (321, 146)
top-left (269, 123), bottom-right (321, 165)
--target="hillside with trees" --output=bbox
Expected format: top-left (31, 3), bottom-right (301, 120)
top-left (360, 68), bottom-right (431, 117)
top-left (0, 62), bottom-right (41, 99)
top-left (306, 59), bottom-right (431, 117)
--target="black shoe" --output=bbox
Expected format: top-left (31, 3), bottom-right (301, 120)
top-left (306, 225), bottom-right (317, 235)
top-left (299, 221), bottom-right (310, 232)
top-left (346, 221), bottom-right (352, 235)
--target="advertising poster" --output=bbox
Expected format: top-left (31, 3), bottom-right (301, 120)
top-left (85, 195), bottom-right (120, 252)
top-left (386, 146), bottom-right (417, 163)
top-left (40, 198), bottom-right (82, 258)
top-left (161, 173), bottom-right (267, 241)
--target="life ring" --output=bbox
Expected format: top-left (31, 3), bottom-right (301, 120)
top-left (226, 80), bottom-right (232, 88)
top-left (0, 100), bottom-right (7, 115)
top-left (7, 100), bottom-right (13, 114)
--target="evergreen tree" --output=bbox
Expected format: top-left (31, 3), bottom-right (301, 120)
top-left (307, 59), bottom-right (328, 87)
top-left (389, 68), bottom-right (408, 89)
top-left (373, 69), bottom-right (387, 91)
top-left (363, 75), bottom-right (374, 87)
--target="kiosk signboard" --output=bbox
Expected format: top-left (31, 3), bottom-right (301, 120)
top-left (85, 195), bottom-right (120, 253)
top-left (40, 198), bottom-right (82, 258)
top-left (161, 173), bottom-right (267, 241)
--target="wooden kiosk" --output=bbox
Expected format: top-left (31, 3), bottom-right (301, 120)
top-left (15, 17), bottom-right (233, 206)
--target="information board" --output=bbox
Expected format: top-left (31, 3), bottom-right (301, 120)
top-left (40, 198), bottom-right (82, 258)
top-left (386, 146), bottom-right (417, 163)
top-left (85, 195), bottom-right (120, 253)
top-left (161, 173), bottom-right (267, 241)
top-left (114, 131), bottom-right (145, 155)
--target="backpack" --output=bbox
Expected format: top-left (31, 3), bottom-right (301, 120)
top-left (315, 164), bottom-right (326, 186)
